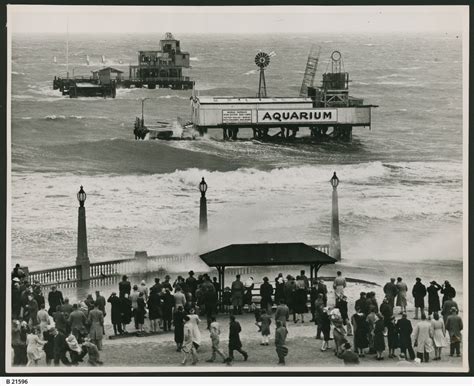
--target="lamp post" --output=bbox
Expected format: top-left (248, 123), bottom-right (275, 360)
top-left (141, 98), bottom-right (150, 126)
top-left (76, 185), bottom-right (90, 280)
top-left (199, 177), bottom-right (208, 233)
top-left (329, 172), bottom-right (341, 261)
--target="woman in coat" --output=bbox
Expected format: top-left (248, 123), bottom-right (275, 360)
top-left (351, 310), bottom-right (369, 357)
top-left (260, 277), bottom-right (274, 314)
top-left (162, 289), bottom-right (175, 332)
top-left (314, 294), bottom-right (325, 339)
top-left (135, 293), bottom-right (147, 334)
top-left (413, 314), bottom-right (434, 362)
top-left (227, 315), bottom-right (248, 362)
top-left (87, 303), bottom-right (104, 350)
top-left (274, 274), bottom-right (285, 305)
top-left (293, 277), bottom-right (308, 323)
top-left (373, 314), bottom-right (386, 360)
top-left (181, 316), bottom-right (198, 365)
top-left (330, 309), bottom-right (347, 357)
top-left (26, 327), bottom-right (46, 366)
top-left (147, 288), bottom-right (162, 333)
top-left (386, 316), bottom-right (399, 358)
top-left (320, 307), bottom-right (331, 352)
top-left (431, 312), bottom-right (448, 360)
top-left (173, 306), bottom-right (186, 351)
top-left (427, 281), bottom-right (442, 315)
top-left (395, 278), bottom-right (408, 314)
top-left (120, 293), bottom-right (132, 333)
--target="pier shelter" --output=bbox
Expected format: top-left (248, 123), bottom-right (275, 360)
top-left (199, 242), bottom-right (337, 303)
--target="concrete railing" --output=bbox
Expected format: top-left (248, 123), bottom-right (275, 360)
top-left (29, 265), bottom-right (79, 285)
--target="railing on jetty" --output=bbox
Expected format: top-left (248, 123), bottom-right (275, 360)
top-left (27, 244), bottom-right (330, 287)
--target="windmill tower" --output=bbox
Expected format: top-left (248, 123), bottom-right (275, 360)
top-left (255, 52), bottom-right (270, 98)
top-left (299, 45), bottom-right (321, 97)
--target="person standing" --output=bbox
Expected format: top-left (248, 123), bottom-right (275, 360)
top-left (120, 293), bottom-right (132, 334)
top-left (206, 317), bottom-right (227, 363)
top-left (147, 288), bottom-right (162, 333)
top-left (274, 274), bottom-right (285, 305)
top-left (427, 280), bottom-right (442, 316)
top-left (118, 275), bottom-right (131, 299)
top-left (82, 337), bottom-right (103, 366)
top-left (446, 307), bottom-right (463, 357)
top-left (130, 285), bottom-right (140, 330)
top-left (441, 281), bottom-right (456, 305)
top-left (174, 285), bottom-right (187, 310)
top-left (394, 313), bottom-right (414, 360)
top-left (107, 292), bottom-right (123, 336)
top-left (333, 271), bottom-right (347, 302)
top-left (320, 307), bottom-right (331, 352)
top-left (187, 308), bottom-right (202, 351)
top-left (351, 308), bottom-right (369, 357)
top-left (226, 315), bottom-right (248, 363)
top-left (383, 278), bottom-right (399, 311)
top-left (275, 300), bottom-right (290, 327)
top-left (47, 286), bottom-right (64, 317)
top-left (413, 313), bottom-right (434, 362)
top-left (162, 289), bottom-right (174, 332)
top-left (52, 306), bottom-right (68, 335)
top-left (26, 327), bottom-right (46, 366)
top-left (275, 320), bottom-right (288, 365)
top-left (68, 304), bottom-right (87, 340)
top-left (260, 277), bottom-right (273, 314)
top-left (59, 298), bottom-right (73, 318)
top-left (52, 328), bottom-right (71, 366)
top-left (331, 309), bottom-right (347, 357)
top-left (441, 297), bottom-right (459, 324)
top-left (431, 312), bottom-right (448, 360)
top-left (314, 294), bottom-right (325, 339)
top-left (412, 278), bottom-right (427, 320)
top-left (181, 316), bottom-right (198, 365)
top-left (42, 326), bottom-right (55, 366)
top-left (373, 313), bottom-right (386, 360)
top-left (95, 291), bottom-right (107, 319)
top-left (386, 316), bottom-right (399, 358)
top-left (24, 294), bottom-right (39, 327)
top-left (336, 295), bottom-right (352, 336)
top-left (162, 275), bottom-right (173, 292)
top-left (395, 277), bottom-right (408, 314)
top-left (37, 303), bottom-right (50, 333)
top-left (355, 292), bottom-right (368, 316)
top-left (12, 281), bottom-right (22, 320)
top-left (186, 271), bottom-right (198, 302)
top-left (88, 302), bottom-right (104, 350)
top-left (259, 309), bottom-right (272, 345)
top-left (11, 320), bottom-right (27, 366)
top-left (173, 305), bottom-right (186, 352)
top-left (139, 280), bottom-right (149, 301)
top-left (231, 275), bottom-right (244, 315)
top-left (293, 276), bottom-right (308, 323)
top-left (316, 279), bottom-right (328, 307)
top-left (135, 292), bottom-right (147, 335)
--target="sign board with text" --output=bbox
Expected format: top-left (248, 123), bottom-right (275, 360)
top-left (257, 109), bottom-right (338, 124)
top-left (222, 110), bottom-right (252, 124)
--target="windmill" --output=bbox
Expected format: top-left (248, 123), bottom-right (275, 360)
top-left (255, 51), bottom-right (270, 98)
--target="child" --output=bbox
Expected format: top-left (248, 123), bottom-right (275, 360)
top-left (254, 307), bottom-right (262, 332)
top-left (222, 287), bottom-right (232, 314)
top-left (260, 309), bottom-right (272, 345)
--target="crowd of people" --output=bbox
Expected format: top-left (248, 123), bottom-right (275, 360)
top-left (11, 263), bottom-right (463, 367)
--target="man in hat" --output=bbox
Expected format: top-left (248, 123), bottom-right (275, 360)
top-left (396, 313), bottom-right (415, 360)
top-left (119, 275), bottom-right (131, 299)
top-left (441, 280), bottom-right (456, 305)
top-left (162, 275), bottom-right (173, 291)
top-left (260, 277), bottom-right (273, 314)
top-left (427, 280), bottom-right (442, 316)
top-left (107, 292), bottom-right (123, 336)
top-left (412, 278), bottom-right (427, 319)
top-left (52, 327), bottom-right (71, 366)
top-left (383, 278), bottom-right (399, 311)
top-left (151, 277), bottom-right (163, 294)
top-left (186, 271), bottom-right (198, 302)
top-left (95, 291), bottom-right (106, 317)
top-left (231, 274), bottom-right (244, 315)
top-left (226, 315), bottom-right (248, 363)
top-left (333, 271), bottom-right (346, 302)
top-left (12, 263), bottom-right (26, 281)
top-left (12, 280), bottom-right (22, 320)
top-left (47, 286), bottom-right (64, 317)
top-left (441, 296), bottom-right (458, 324)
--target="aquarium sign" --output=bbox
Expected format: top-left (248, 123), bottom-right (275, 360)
top-left (257, 109), bottom-right (337, 123)
top-left (222, 110), bottom-right (252, 124)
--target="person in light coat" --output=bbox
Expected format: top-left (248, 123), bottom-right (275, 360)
top-left (87, 303), bottom-right (104, 350)
top-left (412, 313), bottom-right (434, 362)
top-left (396, 277), bottom-right (408, 314)
top-left (37, 303), bottom-right (50, 333)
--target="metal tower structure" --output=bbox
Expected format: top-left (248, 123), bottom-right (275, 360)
top-left (299, 45), bottom-right (321, 97)
top-left (255, 52), bottom-right (270, 98)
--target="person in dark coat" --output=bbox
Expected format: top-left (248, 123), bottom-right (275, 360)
top-left (59, 298), bottom-right (73, 318)
top-left (441, 281), bottom-right (456, 305)
top-left (275, 320), bottom-right (288, 365)
top-left (293, 277), bottom-right (308, 323)
top-left (107, 292), bottom-right (123, 335)
top-left (383, 278), bottom-right (399, 310)
top-left (118, 275), bottom-right (131, 299)
top-left (316, 279), bottom-right (328, 307)
top-left (427, 281), bottom-right (442, 315)
top-left (11, 320), bottom-right (27, 366)
top-left (412, 278), bottom-right (427, 319)
top-left (373, 314), bottom-right (386, 360)
top-left (43, 327), bottom-right (55, 365)
top-left (12, 282), bottom-right (22, 320)
top-left (162, 275), bottom-right (173, 292)
top-left (52, 328), bottom-right (71, 366)
top-left (396, 313), bottom-right (415, 360)
top-left (162, 289), bottom-right (175, 332)
top-left (386, 316), bottom-right (399, 358)
top-left (309, 282), bottom-right (318, 322)
top-left (226, 315), bottom-right (248, 363)
top-left (341, 342), bottom-right (360, 365)
top-left (120, 293), bottom-right (132, 333)
top-left (231, 275), bottom-right (244, 315)
top-left (351, 310), bottom-right (369, 356)
top-left (260, 277), bottom-right (273, 314)
top-left (135, 293), bottom-right (146, 334)
top-left (185, 271), bottom-right (198, 302)
top-left (147, 288), bottom-right (162, 333)
top-left (47, 286), bottom-right (64, 317)
top-left (53, 306), bottom-right (68, 335)
top-left (173, 305), bottom-right (185, 351)
top-left (274, 274), bottom-right (285, 304)
top-left (355, 292), bottom-right (368, 316)
top-left (95, 291), bottom-right (106, 317)
top-left (320, 307), bottom-right (331, 351)
top-left (380, 298), bottom-right (393, 327)
top-left (24, 294), bottom-right (39, 327)
top-left (33, 287), bottom-right (45, 313)
top-left (336, 295), bottom-right (352, 335)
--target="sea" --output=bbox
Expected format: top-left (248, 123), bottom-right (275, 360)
top-left (10, 32), bottom-right (464, 274)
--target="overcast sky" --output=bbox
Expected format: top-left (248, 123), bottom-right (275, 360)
top-left (8, 5), bottom-right (467, 35)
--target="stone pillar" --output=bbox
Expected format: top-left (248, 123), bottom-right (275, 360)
top-left (329, 173), bottom-right (341, 261)
top-left (76, 205), bottom-right (91, 281)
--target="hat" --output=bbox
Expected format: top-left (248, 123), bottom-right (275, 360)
top-left (430, 280), bottom-right (437, 284)
top-left (12, 277), bottom-right (20, 282)
top-left (189, 270), bottom-right (194, 276)
top-left (165, 275), bottom-right (170, 279)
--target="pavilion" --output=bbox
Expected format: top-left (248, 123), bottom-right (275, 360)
top-left (199, 242), bottom-right (337, 300)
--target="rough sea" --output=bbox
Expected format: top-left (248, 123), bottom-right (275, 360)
top-left (10, 32), bottom-right (464, 271)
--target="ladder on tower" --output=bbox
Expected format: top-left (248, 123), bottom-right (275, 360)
top-left (299, 45), bottom-right (321, 97)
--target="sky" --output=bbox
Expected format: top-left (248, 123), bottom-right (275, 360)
top-left (8, 5), bottom-right (468, 35)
